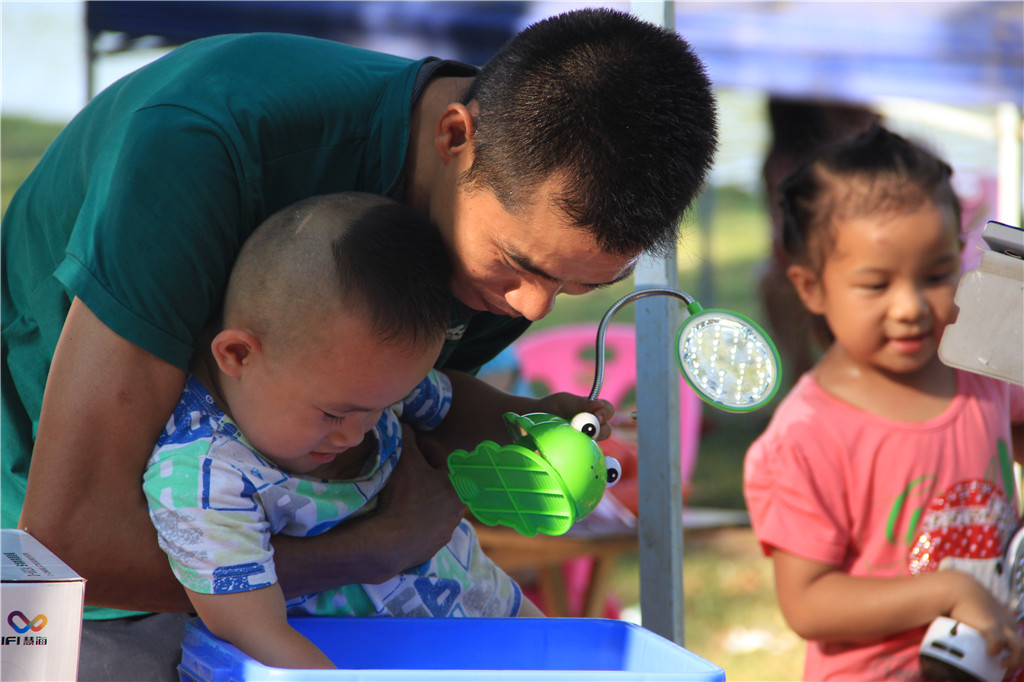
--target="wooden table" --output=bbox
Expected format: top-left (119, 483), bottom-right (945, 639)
top-left (473, 505), bottom-right (750, 618)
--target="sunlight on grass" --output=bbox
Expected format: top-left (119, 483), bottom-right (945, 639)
top-left (532, 186), bottom-right (773, 333)
top-left (612, 529), bottom-right (803, 680)
top-left (1, 118), bottom-right (64, 215)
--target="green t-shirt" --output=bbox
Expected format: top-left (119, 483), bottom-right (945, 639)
top-left (1, 33), bottom-right (529, 619)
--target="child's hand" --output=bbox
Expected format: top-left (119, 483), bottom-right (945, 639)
top-left (534, 393), bottom-right (615, 440)
top-left (188, 585), bottom-right (336, 670)
top-left (948, 574), bottom-right (1024, 672)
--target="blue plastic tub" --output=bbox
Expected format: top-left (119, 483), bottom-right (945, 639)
top-left (177, 617), bottom-right (725, 681)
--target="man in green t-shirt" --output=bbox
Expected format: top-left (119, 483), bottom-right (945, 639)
top-left (2, 7), bottom-right (716, 679)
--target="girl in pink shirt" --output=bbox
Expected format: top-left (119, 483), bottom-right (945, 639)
top-left (744, 126), bottom-right (1024, 681)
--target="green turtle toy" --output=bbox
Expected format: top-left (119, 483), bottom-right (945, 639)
top-left (448, 411), bottom-right (621, 537)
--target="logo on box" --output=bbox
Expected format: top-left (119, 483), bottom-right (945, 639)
top-left (2, 530), bottom-right (85, 679)
top-left (8, 611), bottom-right (48, 634)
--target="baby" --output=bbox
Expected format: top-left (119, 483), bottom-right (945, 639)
top-left (144, 193), bottom-right (540, 670)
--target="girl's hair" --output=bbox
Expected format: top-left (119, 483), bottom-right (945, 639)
top-left (463, 8), bottom-right (718, 256)
top-left (777, 125), bottom-right (962, 349)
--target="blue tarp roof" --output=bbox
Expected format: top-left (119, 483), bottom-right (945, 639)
top-left (671, 1), bottom-right (1022, 107)
top-left (87, 1), bottom-right (1023, 107)
top-left (86, 1), bottom-right (529, 69)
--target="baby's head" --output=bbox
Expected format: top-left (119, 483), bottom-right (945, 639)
top-left (210, 193), bottom-right (451, 472)
top-left (224, 192), bottom-right (451, 358)
top-left (778, 126), bottom-right (963, 374)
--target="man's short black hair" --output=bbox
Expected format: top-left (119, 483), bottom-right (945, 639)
top-left (464, 7), bottom-right (718, 256)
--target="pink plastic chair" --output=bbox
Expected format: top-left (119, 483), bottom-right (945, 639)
top-left (515, 322), bottom-right (701, 488)
top-left (512, 323), bottom-right (703, 617)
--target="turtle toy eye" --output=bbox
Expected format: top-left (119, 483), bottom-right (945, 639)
top-left (605, 456), bottom-right (622, 487)
top-left (570, 412), bottom-right (600, 439)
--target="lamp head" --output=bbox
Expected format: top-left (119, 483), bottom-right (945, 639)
top-left (676, 303), bottom-right (781, 412)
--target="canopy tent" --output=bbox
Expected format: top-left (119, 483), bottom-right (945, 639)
top-left (87, 0), bottom-right (1022, 220)
top-left (676, 1), bottom-right (1021, 107)
top-left (87, 1), bottom-right (1023, 101)
top-left (85, 0), bottom-right (530, 96)
top-left (667, 1), bottom-right (1022, 224)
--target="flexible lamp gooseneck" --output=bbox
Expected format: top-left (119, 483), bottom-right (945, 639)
top-left (591, 288), bottom-right (780, 412)
top-left (448, 288), bottom-right (781, 537)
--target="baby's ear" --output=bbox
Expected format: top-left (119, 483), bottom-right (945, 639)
top-left (210, 328), bottom-right (261, 378)
top-left (787, 264), bottom-right (827, 315)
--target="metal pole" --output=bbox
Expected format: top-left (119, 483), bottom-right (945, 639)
top-left (630, 0), bottom-right (685, 645)
top-left (995, 102), bottom-right (1023, 226)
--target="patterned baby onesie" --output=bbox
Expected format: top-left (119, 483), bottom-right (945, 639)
top-left (144, 372), bottom-right (521, 618)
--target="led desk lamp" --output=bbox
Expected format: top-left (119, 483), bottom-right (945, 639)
top-left (448, 288), bottom-right (781, 537)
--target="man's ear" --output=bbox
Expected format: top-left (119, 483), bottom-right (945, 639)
top-left (210, 328), bottom-right (261, 378)
top-left (787, 264), bottom-right (827, 315)
top-left (434, 102), bottom-right (476, 164)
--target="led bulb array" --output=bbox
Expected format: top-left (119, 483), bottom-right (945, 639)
top-left (589, 288), bottom-right (781, 412)
top-left (678, 314), bottom-right (777, 408)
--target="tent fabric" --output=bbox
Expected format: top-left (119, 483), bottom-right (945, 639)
top-left (87, 1), bottom-right (1022, 107)
top-left (86, 1), bottom-right (529, 68)
top-left (673, 1), bottom-right (1022, 107)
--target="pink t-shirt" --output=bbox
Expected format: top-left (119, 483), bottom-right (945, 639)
top-left (745, 370), bottom-right (1024, 681)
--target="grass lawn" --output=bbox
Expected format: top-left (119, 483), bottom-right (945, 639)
top-left (1, 117), bottom-right (64, 215)
top-left (2, 116), bottom-right (803, 680)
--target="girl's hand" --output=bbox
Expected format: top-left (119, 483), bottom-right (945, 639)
top-left (948, 575), bottom-right (1024, 672)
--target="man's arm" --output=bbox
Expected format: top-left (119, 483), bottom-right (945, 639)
top-left (20, 299), bottom-right (467, 610)
top-left (19, 298), bottom-right (191, 611)
top-left (272, 424), bottom-right (467, 589)
top-left (420, 370), bottom-right (614, 458)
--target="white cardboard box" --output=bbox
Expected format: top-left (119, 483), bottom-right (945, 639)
top-left (1, 529), bottom-right (85, 682)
